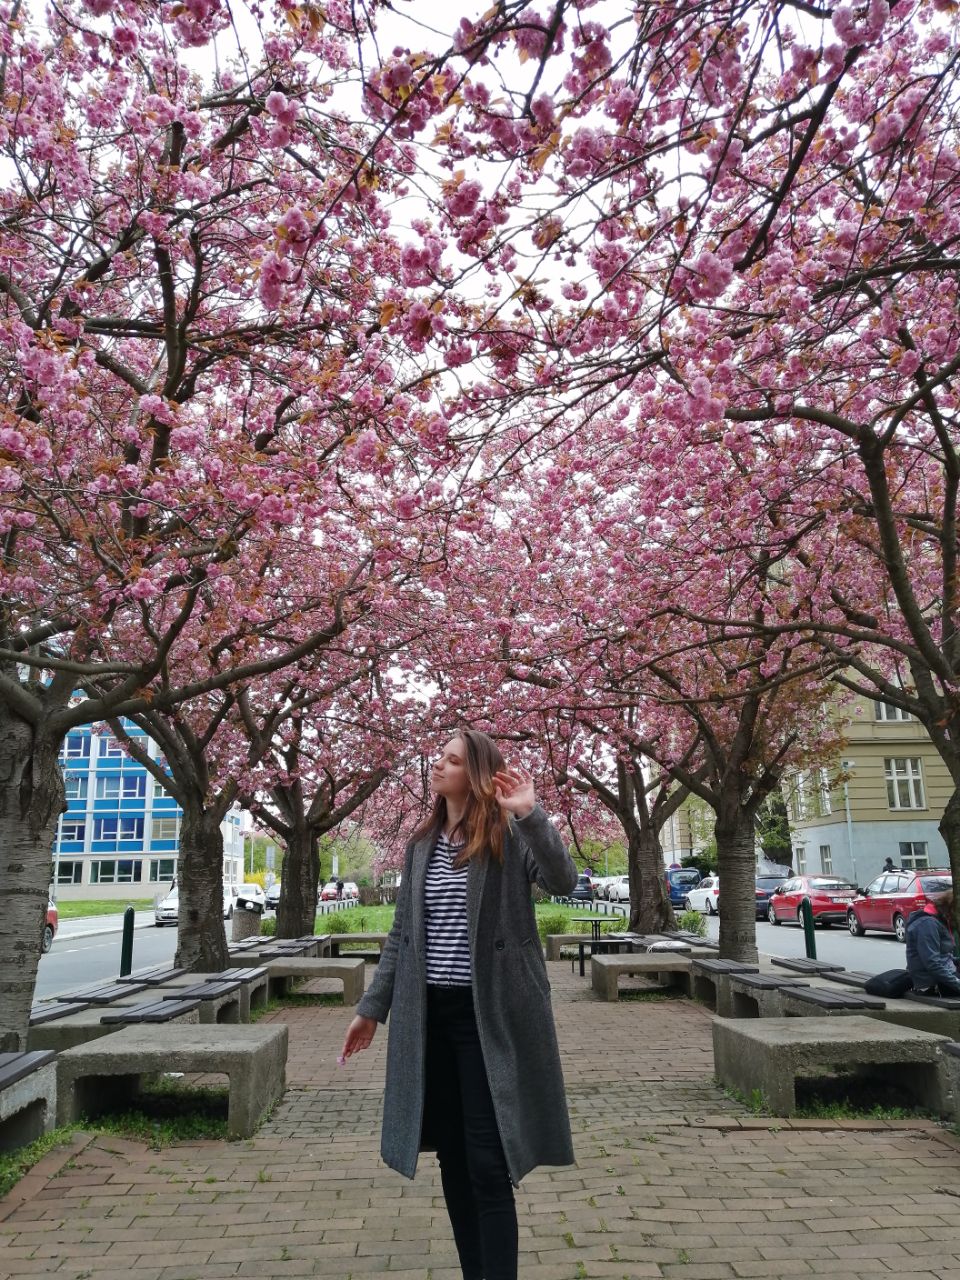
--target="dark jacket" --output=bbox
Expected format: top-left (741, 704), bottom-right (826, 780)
top-left (356, 805), bottom-right (578, 1186)
top-left (905, 904), bottom-right (960, 993)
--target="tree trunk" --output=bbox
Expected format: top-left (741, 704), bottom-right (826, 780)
top-left (277, 823), bottom-right (319, 938)
top-left (714, 801), bottom-right (758, 962)
top-left (627, 824), bottom-right (675, 934)
top-left (176, 799), bottom-right (228, 971)
top-left (0, 709), bottom-right (65, 1049)
top-left (939, 784), bottom-right (960, 937)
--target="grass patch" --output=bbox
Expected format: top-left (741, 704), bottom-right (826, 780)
top-left (0, 1126), bottom-right (80, 1198)
top-left (618, 988), bottom-right (687, 1002)
top-left (82, 1078), bottom-right (229, 1145)
top-left (719, 1082), bottom-right (768, 1114)
top-left (676, 909), bottom-right (707, 937)
top-left (316, 906), bottom-right (393, 934)
top-left (250, 992), bottom-right (345, 1022)
top-left (54, 899), bottom-right (154, 920)
top-left (795, 1075), bottom-right (923, 1120)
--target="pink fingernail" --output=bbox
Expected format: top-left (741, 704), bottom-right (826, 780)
top-left (337, 1055), bottom-right (346, 1067)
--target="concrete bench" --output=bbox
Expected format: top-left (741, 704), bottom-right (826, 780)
top-left (0, 1051), bottom-right (56, 1151)
top-left (328, 933), bottom-right (387, 958)
top-left (779, 986), bottom-right (887, 1015)
top-left (264, 957), bottom-right (365, 1004)
top-left (55, 1023), bottom-right (288, 1140)
top-left (713, 1015), bottom-right (950, 1116)
top-left (591, 953), bottom-right (696, 1002)
top-left (155, 967), bottom-right (269, 1021)
top-left (689, 958), bottom-right (760, 1013)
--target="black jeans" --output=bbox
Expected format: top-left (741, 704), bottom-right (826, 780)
top-left (423, 985), bottom-right (517, 1280)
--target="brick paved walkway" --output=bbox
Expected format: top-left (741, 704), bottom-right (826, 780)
top-left (4, 962), bottom-right (960, 1279)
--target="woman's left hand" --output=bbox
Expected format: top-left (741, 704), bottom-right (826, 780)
top-left (493, 766), bottom-right (536, 818)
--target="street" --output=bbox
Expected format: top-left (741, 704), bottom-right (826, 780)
top-left (703, 912), bottom-right (906, 971)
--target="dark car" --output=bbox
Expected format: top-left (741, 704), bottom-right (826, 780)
top-left (767, 874), bottom-right (858, 926)
top-left (664, 867), bottom-right (702, 907)
top-left (754, 875), bottom-right (785, 920)
top-left (848, 869), bottom-right (952, 942)
top-left (569, 874), bottom-right (594, 904)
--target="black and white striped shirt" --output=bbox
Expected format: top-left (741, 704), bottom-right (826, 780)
top-left (425, 833), bottom-right (472, 986)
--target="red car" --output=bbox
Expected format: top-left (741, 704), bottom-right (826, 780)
top-left (767, 875), bottom-right (858, 927)
top-left (847, 869), bottom-right (952, 942)
top-left (42, 899), bottom-right (58, 953)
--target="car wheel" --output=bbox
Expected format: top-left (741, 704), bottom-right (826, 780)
top-left (41, 924), bottom-right (54, 954)
top-left (768, 905), bottom-right (781, 925)
top-left (847, 910), bottom-right (866, 937)
top-left (683, 897), bottom-right (693, 911)
top-left (706, 899), bottom-right (716, 916)
top-left (893, 913), bottom-right (907, 944)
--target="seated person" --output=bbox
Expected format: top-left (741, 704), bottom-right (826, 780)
top-left (905, 889), bottom-right (960, 996)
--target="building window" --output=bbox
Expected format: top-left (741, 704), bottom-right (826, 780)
top-left (55, 860), bottom-right (83, 885)
top-left (149, 858), bottom-right (176, 883)
top-left (795, 847), bottom-right (807, 874)
top-left (95, 774), bottom-right (146, 801)
top-left (64, 734), bottom-right (89, 759)
top-left (90, 859), bottom-right (143, 884)
top-left (153, 777), bottom-right (171, 800)
top-left (64, 775), bottom-right (87, 800)
top-left (60, 820), bottom-right (85, 842)
top-left (93, 816), bottom-right (143, 841)
top-left (875, 701), bottom-right (913, 721)
top-left (98, 734), bottom-right (124, 759)
top-left (819, 844), bottom-right (833, 875)
top-left (118, 816), bottom-right (143, 841)
top-left (899, 841), bottom-right (929, 870)
top-left (93, 817), bottom-right (117, 841)
top-left (885, 758), bottom-right (926, 810)
top-left (151, 818), bottom-right (179, 843)
top-left (817, 770), bottom-right (832, 817)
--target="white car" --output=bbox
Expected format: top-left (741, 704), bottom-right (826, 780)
top-left (593, 876), bottom-right (617, 900)
top-left (607, 875), bottom-right (630, 903)
top-left (684, 875), bottom-right (720, 915)
top-left (236, 883), bottom-right (266, 912)
top-left (155, 885), bottom-right (178, 926)
top-left (223, 885), bottom-right (238, 919)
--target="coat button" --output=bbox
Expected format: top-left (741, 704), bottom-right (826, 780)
top-left (495, 940), bottom-right (505, 950)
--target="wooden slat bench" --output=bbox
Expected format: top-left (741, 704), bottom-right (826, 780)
top-left (0, 1051), bottom-right (57, 1152)
top-left (117, 966), bottom-right (188, 986)
top-left (820, 970), bottom-right (873, 989)
top-left (726, 973), bottom-right (812, 1018)
top-left (779, 986), bottom-right (887, 1015)
top-left (771, 957), bottom-right (845, 976)
top-left (713, 1015), bottom-right (950, 1116)
top-left (55, 1023), bottom-right (288, 1140)
top-left (689, 958), bottom-right (760, 1014)
top-left (100, 998), bottom-right (201, 1025)
top-left (59, 982), bottom-right (149, 1005)
top-left (160, 980), bottom-right (243, 1024)
top-left (30, 1001), bottom-right (91, 1025)
top-left (155, 967), bottom-right (269, 1021)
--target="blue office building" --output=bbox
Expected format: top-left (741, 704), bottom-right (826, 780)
top-left (52, 722), bottom-right (244, 901)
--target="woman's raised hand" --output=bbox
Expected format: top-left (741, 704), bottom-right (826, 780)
top-left (493, 765), bottom-right (536, 818)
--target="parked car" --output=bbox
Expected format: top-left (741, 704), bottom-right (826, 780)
top-left (42, 899), bottom-right (58, 953)
top-left (569, 874), bottom-right (595, 904)
top-left (236, 883), bottom-right (266, 913)
top-left (607, 875), bottom-right (630, 903)
top-left (684, 875), bottom-right (719, 915)
top-left (223, 884), bottom-right (238, 920)
top-left (265, 882), bottom-right (282, 910)
top-left (155, 885), bottom-right (178, 926)
top-left (319, 879), bottom-right (360, 902)
top-left (767, 874), bottom-right (858, 927)
top-left (754, 875), bottom-right (785, 920)
top-left (847, 869), bottom-right (952, 942)
top-left (594, 875), bottom-right (617, 900)
top-left (664, 867), bottom-right (702, 907)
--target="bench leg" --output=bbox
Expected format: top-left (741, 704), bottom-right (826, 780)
top-left (226, 1026), bottom-right (288, 1139)
top-left (344, 967), bottom-right (365, 1005)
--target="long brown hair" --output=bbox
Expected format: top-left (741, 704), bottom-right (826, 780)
top-left (413, 728), bottom-right (510, 865)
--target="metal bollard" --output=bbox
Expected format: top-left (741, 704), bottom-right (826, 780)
top-left (800, 896), bottom-right (817, 959)
top-left (119, 905), bottom-right (135, 977)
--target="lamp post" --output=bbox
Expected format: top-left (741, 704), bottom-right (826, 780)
top-left (842, 759), bottom-right (857, 886)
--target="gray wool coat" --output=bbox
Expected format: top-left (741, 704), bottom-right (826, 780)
top-left (355, 804), bottom-right (579, 1187)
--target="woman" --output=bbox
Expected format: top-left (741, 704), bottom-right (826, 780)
top-left (905, 888), bottom-right (960, 996)
top-left (340, 729), bottom-right (578, 1280)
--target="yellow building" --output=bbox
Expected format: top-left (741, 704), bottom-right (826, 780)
top-left (784, 695), bottom-right (953, 886)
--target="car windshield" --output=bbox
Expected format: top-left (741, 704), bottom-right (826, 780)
top-left (240, 884), bottom-right (260, 894)
top-left (809, 878), bottom-right (855, 891)
top-left (670, 870), bottom-right (701, 886)
top-left (755, 877), bottom-right (782, 890)
top-left (919, 876), bottom-right (952, 894)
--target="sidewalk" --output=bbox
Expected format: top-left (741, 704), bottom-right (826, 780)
top-left (4, 963), bottom-right (960, 1278)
